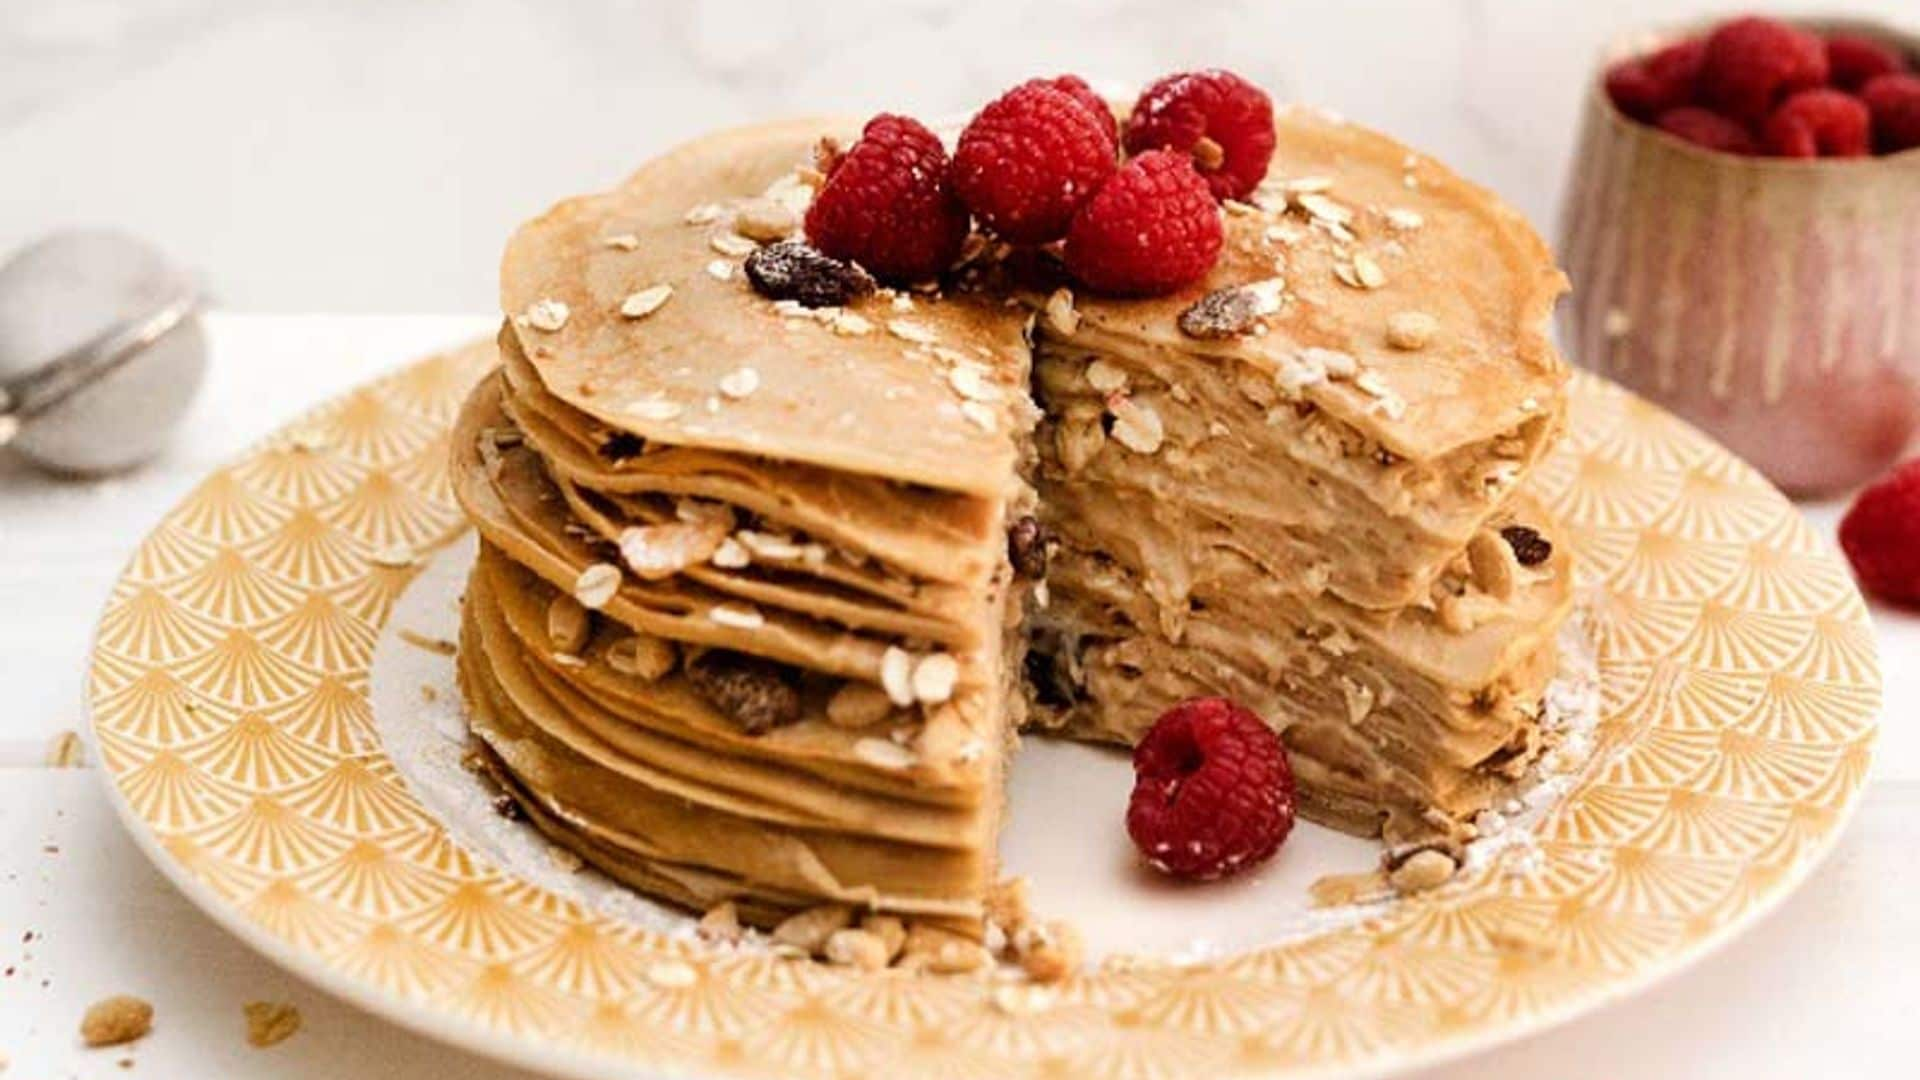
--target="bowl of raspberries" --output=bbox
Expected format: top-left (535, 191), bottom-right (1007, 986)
top-left (1559, 15), bottom-right (1920, 496)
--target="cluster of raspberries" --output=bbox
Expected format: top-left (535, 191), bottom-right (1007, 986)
top-left (1605, 16), bottom-right (1920, 158)
top-left (803, 69), bottom-right (1276, 296)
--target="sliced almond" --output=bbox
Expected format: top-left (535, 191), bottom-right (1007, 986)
top-left (880, 646), bottom-right (915, 707)
top-left (771, 904), bottom-right (853, 954)
top-left (910, 653), bottom-right (959, 704)
top-left (573, 563), bottom-right (621, 609)
top-left (620, 284), bottom-right (674, 320)
top-left (618, 518), bottom-right (728, 580)
top-left (546, 594), bottom-right (591, 653)
top-left (826, 681), bottom-right (894, 728)
top-left (605, 634), bottom-right (678, 681)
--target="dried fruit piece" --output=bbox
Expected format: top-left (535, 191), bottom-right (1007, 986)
top-left (1126, 696), bottom-right (1295, 880)
top-left (952, 80), bottom-right (1118, 244)
top-left (1064, 150), bottom-right (1222, 297)
top-left (1762, 89), bottom-right (1871, 157)
top-left (1178, 285), bottom-right (1262, 339)
top-left (743, 240), bottom-right (874, 309)
top-left (1007, 515), bottom-right (1051, 579)
top-left (1700, 16), bottom-right (1829, 124)
top-left (1122, 69), bottom-right (1276, 201)
top-left (685, 650), bottom-right (801, 734)
top-left (1500, 524), bottom-right (1553, 566)
top-left (804, 114), bottom-right (971, 282)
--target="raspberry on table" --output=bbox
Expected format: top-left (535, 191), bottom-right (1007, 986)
top-left (1043, 73), bottom-right (1120, 149)
top-left (1656, 106), bottom-right (1759, 154)
top-left (952, 80), bottom-right (1118, 245)
top-left (1840, 458), bottom-right (1920, 605)
top-left (1700, 16), bottom-right (1829, 124)
top-left (1605, 38), bottom-right (1706, 122)
top-left (1122, 69), bottom-right (1276, 202)
top-left (803, 114), bottom-right (971, 283)
top-left (1826, 33), bottom-right (1908, 92)
top-left (1862, 73), bottom-right (1920, 153)
top-left (1763, 89), bottom-right (1872, 157)
top-left (1063, 150), bottom-right (1222, 297)
top-left (1126, 696), bottom-right (1296, 881)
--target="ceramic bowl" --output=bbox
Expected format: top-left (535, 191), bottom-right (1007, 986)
top-left (1558, 18), bottom-right (1920, 496)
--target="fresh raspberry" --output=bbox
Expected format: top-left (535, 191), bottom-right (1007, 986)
top-left (1840, 458), bottom-right (1920, 605)
top-left (1126, 697), bottom-right (1295, 880)
top-left (1122, 69), bottom-right (1276, 202)
top-left (1656, 106), bottom-right (1759, 154)
top-left (804, 114), bottom-right (970, 283)
top-left (1605, 39), bottom-right (1707, 122)
top-left (1063, 150), bottom-right (1222, 296)
top-left (1862, 74), bottom-right (1920, 153)
top-left (952, 80), bottom-right (1117, 245)
top-left (1043, 74), bottom-right (1120, 149)
top-left (1826, 33), bottom-right (1908, 91)
top-left (1701, 17), bottom-right (1829, 123)
top-left (1762, 89), bottom-right (1871, 157)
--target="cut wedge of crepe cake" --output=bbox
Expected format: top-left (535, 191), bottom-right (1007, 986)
top-left (450, 107), bottom-right (1574, 958)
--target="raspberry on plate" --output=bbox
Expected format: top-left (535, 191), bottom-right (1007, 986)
top-left (803, 114), bottom-right (970, 283)
top-left (1041, 73), bottom-right (1119, 149)
top-left (1862, 73), bottom-right (1920, 153)
top-left (1840, 458), bottom-right (1920, 605)
top-left (1763, 89), bottom-right (1872, 158)
top-left (1122, 69), bottom-right (1276, 202)
top-left (1826, 32), bottom-right (1908, 92)
top-left (952, 80), bottom-right (1118, 245)
top-left (1063, 150), bottom-right (1222, 296)
top-left (1126, 696), bottom-right (1296, 881)
top-left (1605, 38), bottom-right (1707, 122)
top-left (1701, 16), bottom-right (1829, 123)
top-left (1656, 106), bottom-right (1758, 154)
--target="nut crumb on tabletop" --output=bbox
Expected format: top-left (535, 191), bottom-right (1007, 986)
top-left (242, 1001), bottom-right (302, 1049)
top-left (80, 995), bottom-right (153, 1048)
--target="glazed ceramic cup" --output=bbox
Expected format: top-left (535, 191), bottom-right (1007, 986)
top-left (1558, 18), bottom-right (1920, 496)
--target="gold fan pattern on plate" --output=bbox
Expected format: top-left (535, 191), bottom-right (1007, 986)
top-left (86, 343), bottom-right (1880, 1078)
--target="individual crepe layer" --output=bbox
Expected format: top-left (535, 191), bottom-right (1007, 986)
top-left (459, 569), bottom-right (991, 925)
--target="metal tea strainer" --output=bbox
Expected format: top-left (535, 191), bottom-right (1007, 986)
top-left (0, 229), bottom-right (209, 476)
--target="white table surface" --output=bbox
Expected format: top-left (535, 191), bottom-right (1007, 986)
top-left (2, 314), bottom-right (1917, 1077)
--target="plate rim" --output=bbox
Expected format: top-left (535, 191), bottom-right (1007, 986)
top-left (81, 350), bottom-right (1882, 1080)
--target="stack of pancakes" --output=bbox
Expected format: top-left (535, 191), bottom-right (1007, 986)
top-left (1023, 109), bottom-right (1574, 850)
top-left (452, 109), bottom-right (1574, 940)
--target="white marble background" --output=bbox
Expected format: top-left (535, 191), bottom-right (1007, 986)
top-left (0, 0), bottom-right (1912, 313)
top-left (5, 4), bottom-right (1920, 1079)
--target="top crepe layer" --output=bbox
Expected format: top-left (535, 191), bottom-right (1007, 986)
top-left (500, 108), bottom-right (1567, 494)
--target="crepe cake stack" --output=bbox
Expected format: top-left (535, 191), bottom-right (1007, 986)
top-left (449, 108), bottom-right (1576, 948)
top-left (453, 121), bottom-right (1038, 948)
top-left (1024, 106), bottom-right (1574, 855)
